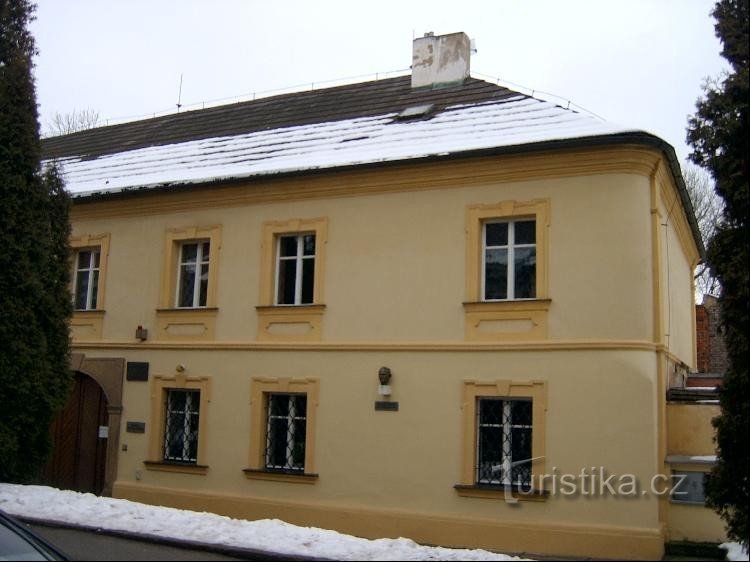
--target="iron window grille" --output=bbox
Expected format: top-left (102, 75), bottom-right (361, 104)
top-left (275, 234), bottom-right (315, 305)
top-left (164, 389), bottom-right (200, 463)
top-left (265, 393), bottom-right (307, 472)
top-left (73, 249), bottom-right (100, 310)
top-left (476, 397), bottom-right (533, 489)
top-left (482, 219), bottom-right (536, 300)
top-left (176, 241), bottom-right (210, 308)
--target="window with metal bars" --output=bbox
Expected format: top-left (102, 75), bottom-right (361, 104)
top-left (476, 397), bottom-right (533, 489)
top-left (73, 249), bottom-right (100, 310)
top-left (164, 389), bottom-right (200, 463)
top-left (265, 393), bottom-right (307, 472)
top-left (275, 234), bottom-right (315, 305)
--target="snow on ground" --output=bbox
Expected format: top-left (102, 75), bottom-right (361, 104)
top-left (0, 484), bottom-right (528, 561)
top-left (722, 542), bottom-right (749, 562)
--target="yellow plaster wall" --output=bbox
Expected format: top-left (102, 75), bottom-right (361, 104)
top-left (667, 403), bottom-right (719, 456)
top-left (102, 345), bottom-right (663, 558)
top-left (68, 148), bottom-right (703, 559)
top-left (71, 167), bottom-right (656, 344)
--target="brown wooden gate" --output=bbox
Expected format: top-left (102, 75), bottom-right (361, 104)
top-left (41, 372), bottom-right (108, 495)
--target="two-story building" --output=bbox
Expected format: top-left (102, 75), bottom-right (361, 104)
top-left (41, 32), bottom-right (725, 559)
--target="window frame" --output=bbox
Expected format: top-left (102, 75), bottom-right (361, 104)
top-left (481, 219), bottom-right (537, 302)
top-left (274, 233), bottom-right (316, 306)
top-left (163, 388), bottom-right (201, 464)
top-left (464, 200), bottom-right (550, 341)
top-left (159, 225), bottom-right (221, 310)
top-left (70, 233), bottom-right (110, 312)
top-left (146, 373), bottom-right (211, 474)
top-left (670, 469), bottom-right (710, 506)
top-left (457, 379), bottom-right (547, 500)
top-left (466, 199), bottom-right (549, 303)
top-left (246, 377), bottom-right (320, 483)
top-left (260, 218), bottom-right (328, 307)
top-left (175, 239), bottom-right (211, 309)
top-left (73, 247), bottom-right (101, 311)
top-left (264, 392), bottom-right (308, 472)
top-left (475, 397), bottom-right (533, 489)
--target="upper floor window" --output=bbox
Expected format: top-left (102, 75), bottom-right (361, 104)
top-left (276, 234), bottom-right (315, 305)
top-left (164, 389), bottom-right (200, 464)
top-left (176, 240), bottom-right (210, 308)
top-left (483, 219), bottom-right (536, 301)
top-left (73, 249), bottom-right (101, 310)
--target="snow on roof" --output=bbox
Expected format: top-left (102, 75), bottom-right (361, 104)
top-left (46, 91), bottom-right (638, 198)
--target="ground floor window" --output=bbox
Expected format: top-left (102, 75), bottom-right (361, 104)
top-left (164, 389), bottom-right (200, 463)
top-left (265, 393), bottom-right (307, 472)
top-left (476, 397), bottom-right (533, 489)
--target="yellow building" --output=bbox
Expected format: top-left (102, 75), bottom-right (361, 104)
top-left (43, 32), bottom-right (726, 559)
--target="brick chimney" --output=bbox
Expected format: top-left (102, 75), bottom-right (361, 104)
top-left (411, 32), bottom-right (471, 89)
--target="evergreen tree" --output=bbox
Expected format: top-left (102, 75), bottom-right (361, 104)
top-left (687, 0), bottom-right (749, 547)
top-left (0, 0), bottom-right (72, 482)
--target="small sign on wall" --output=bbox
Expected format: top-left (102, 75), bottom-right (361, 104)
top-left (375, 401), bottom-right (399, 411)
top-left (98, 425), bottom-right (109, 439)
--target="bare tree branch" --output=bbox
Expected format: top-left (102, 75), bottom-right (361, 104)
top-left (45, 108), bottom-right (100, 137)
top-left (683, 161), bottom-right (723, 297)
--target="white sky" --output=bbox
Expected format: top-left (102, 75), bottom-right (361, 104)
top-left (29, 0), bottom-right (726, 164)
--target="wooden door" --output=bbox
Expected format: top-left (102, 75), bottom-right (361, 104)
top-left (41, 373), bottom-right (108, 494)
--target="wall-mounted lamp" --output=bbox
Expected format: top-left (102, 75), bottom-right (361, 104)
top-left (135, 325), bottom-right (148, 341)
top-left (176, 364), bottom-right (186, 373)
top-left (378, 366), bottom-right (392, 396)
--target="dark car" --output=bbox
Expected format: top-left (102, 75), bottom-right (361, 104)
top-left (0, 510), bottom-right (68, 561)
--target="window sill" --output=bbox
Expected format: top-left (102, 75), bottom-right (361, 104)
top-left (144, 460), bottom-right (209, 475)
top-left (463, 299), bottom-right (551, 341)
top-left (70, 310), bottom-right (106, 341)
top-left (454, 484), bottom-right (549, 502)
top-left (462, 299), bottom-right (551, 312)
top-left (155, 308), bottom-right (218, 341)
top-left (256, 305), bottom-right (326, 342)
top-left (243, 468), bottom-right (319, 484)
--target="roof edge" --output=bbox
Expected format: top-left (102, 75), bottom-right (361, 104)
top-left (70, 131), bottom-right (705, 259)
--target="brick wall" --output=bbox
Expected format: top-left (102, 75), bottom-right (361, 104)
top-left (695, 295), bottom-right (729, 375)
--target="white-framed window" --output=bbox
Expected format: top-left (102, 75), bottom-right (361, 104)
top-left (476, 397), bottom-right (533, 489)
top-left (265, 393), bottom-right (307, 472)
top-left (482, 219), bottom-right (536, 300)
top-left (671, 470), bottom-right (708, 505)
top-left (176, 240), bottom-right (210, 308)
top-left (73, 248), bottom-right (101, 310)
top-left (275, 234), bottom-right (315, 305)
top-left (163, 389), bottom-right (200, 463)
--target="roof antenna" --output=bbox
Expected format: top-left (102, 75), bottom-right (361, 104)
top-left (176, 73), bottom-right (184, 112)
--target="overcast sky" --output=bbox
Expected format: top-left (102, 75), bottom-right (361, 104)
top-left (30, 0), bottom-right (726, 163)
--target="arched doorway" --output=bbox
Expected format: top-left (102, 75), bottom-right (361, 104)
top-left (41, 372), bottom-right (109, 495)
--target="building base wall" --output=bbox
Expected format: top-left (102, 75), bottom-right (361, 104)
top-left (114, 481), bottom-right (665, 560)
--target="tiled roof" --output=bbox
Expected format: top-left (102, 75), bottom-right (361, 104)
top-left (42, 75), bottom-right (641, 197)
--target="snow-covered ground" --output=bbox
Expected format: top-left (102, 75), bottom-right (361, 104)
top-left (2, 484), bottom-right (746, 561)
top-left (0, 484), bottom-right (526, 561)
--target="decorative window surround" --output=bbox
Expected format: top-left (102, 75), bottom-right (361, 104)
top-left (465, 200), bottom-right (550, 341)
top-left (257, 218), bottom-right (328, 341)
top-left (156, 226), bottom-right (221, 341)
top-left (70, 233), bottom-right (110, 341)
top-left (246, 377), bottom-right (319, 483)
top-left (146, 372), bottom-right (211, 474)
top-left (456, 379), bottom-right (547, 501)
